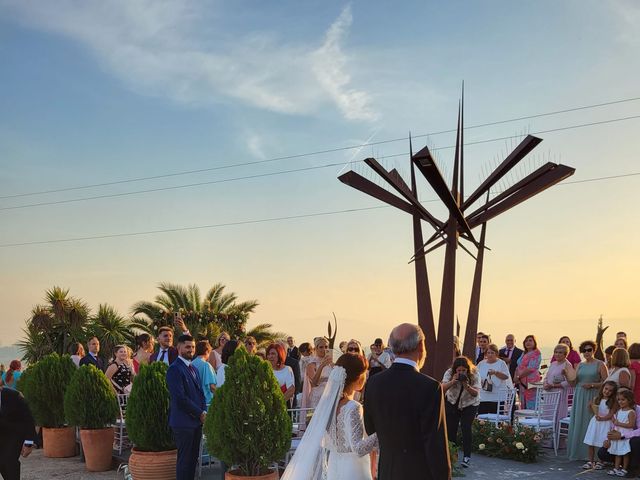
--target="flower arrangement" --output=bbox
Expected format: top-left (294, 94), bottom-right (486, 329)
top-left (471, 420), bottom-right (542, 463)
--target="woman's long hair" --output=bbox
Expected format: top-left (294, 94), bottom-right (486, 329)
top-left (5, 360), bottom-right (21, 385)
top-left (594, 380), bottom-right (618, 410)
top-left (449, 356), bottom-right (476, 383)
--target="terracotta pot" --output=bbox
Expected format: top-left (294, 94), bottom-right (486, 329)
top-left (80, 427), bottom-right (114, 472)
top-left (225, 470), bottom-right (278, 480)
top-left (42, 426), bottom-right (77, 458)
top-left (128, 448), bottom-right (177, 480)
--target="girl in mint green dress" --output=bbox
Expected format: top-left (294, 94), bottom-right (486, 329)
top-left (567, 342), bottom-right (608, 461)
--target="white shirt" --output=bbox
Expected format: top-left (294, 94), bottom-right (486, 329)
top-left (273, 366), bottom-right (295, 392)
top-left (216, 364), bottom-right (227, 387)
top-left (476, 359), bottom-right (513, 402)
top-left (158, 349), bottom-right (171, 365)
top-left (394, 358), bottom-right (418, 371)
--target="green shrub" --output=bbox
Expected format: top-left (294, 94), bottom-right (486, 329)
top-left (64, 365), bottom-right (118, 429)
top-left (205, 346), bottom-right (292, 476)
top-left (126, 362), bottom-right (174, 451)
top-left (21, 353), bottom-right (76, 428)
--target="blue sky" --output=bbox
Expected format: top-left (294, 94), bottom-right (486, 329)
top-left (1, 1), bottom-right (639, 351)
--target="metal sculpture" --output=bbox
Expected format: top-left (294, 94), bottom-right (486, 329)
top-left (338, 91), bottom-right (575, 377)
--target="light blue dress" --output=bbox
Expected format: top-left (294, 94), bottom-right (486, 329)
top-left (191, 357), bottom-right (217, 406)
top-left (1, 370), bottom-right (21, 390)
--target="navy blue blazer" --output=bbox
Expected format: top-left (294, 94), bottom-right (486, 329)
top-left (166, 358), bottom-right (206, 429)
top-left (79, 353), bottom-right (105, 372)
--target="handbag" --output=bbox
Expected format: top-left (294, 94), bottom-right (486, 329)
top-left (482, 373), bottom-right (493, 392)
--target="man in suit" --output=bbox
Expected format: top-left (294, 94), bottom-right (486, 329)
top-left (166, 334), bottom-right (207, 480)
top-left (79, 336), bottom-right (105, 371)
top-left (499, 334), bottom-right (523, 380)
top-left (280, 341), bottom-right (301, 407)
top-left (286, 337), bottom-right (300, 361)
top-left (475, 334), bottom-right (490, 365)
top-left (151, 326), bottom-right (179, 365)
top-left (0, 386), bottom-right (36, 480)
top-left (364, 323), bottom-right (450, 480)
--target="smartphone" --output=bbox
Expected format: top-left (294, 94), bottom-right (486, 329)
top-left (173, 312), bottom-right (181, 324)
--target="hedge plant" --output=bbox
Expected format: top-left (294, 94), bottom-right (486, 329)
top-left (205, 346), bottom-right (292, 476)
top-left (21, 353), bottom-right (76, 428)
top-left (126, 362), bottom-right (174, 451)
top-left (64, 364), bottom-right (118, 429)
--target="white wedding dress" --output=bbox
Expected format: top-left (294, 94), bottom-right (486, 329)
top-left (281, 367), bottom-right (378, 480)
top-left (325, 400), bottom-right (377, 480)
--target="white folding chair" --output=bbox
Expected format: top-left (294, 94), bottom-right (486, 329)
top-left (513, 385), bottom-right (543, 419)
top-left (113, 393), bottom-right (130, 455)
top-left (197, 433), bottom-right (222, 478)
top-left (516, 389), bottom-right (562, 455)
top-left (288, 407), bottom-right (314, 438)
top-left (477, 388), bottom-right (516, 426)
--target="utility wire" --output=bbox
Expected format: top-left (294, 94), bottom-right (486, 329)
top-left (2, 114), bottom-right (639, 212)
top-left (2, 95), bottom-right (639, 200)
top-left (1, 169), bottom-right (639, 248)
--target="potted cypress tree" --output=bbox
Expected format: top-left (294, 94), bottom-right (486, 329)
top-left (21, 353), bottom-right (77, 458)
top-left (64, 364), bottom-right (119, 471)
top-left (126, 362), bottom-right (177, 480)
top-left (205, 347), bottom-right (292, 479)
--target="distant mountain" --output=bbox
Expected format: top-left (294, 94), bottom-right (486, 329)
top-left (0, 345), bottom-right (22, 366)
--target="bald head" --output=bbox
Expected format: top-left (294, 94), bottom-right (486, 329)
top-left (389, 323), bottom-right (426, 368)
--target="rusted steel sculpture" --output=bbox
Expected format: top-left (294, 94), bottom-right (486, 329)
top-left (338, 93), bottom-right (575, 377)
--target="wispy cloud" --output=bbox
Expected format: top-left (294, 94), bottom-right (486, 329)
top-left (312, 6), bottom-right (379, 122)
top-left (1, 1), bottom-right (378, 122)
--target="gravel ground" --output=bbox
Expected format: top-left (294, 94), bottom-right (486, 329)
top-left (20, 448), bottom-right (639, 480)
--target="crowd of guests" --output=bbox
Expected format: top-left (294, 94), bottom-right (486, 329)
top-left (3, 321), bottom-right (640, 478)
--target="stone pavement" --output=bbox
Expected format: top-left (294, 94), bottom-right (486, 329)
top-left (20, 447), bottom-right (640, 480)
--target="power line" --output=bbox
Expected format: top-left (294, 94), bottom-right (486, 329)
top-left (2, 95), bottom-right (639, 200)
top-left (2, 113), bottom-right (639, 212)
top-left (1, 169), bottom-right (638, 248)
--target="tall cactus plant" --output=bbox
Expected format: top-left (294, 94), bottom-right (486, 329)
top-left (594, 314), bottom-right (608, 362)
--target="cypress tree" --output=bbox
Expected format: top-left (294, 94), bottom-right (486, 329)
top-left (64, 365), bottom-right (118, 429)
top-left (205, 347), bottom-right (292, 476)
top-left (22, 353), bottom-right (76, 427)
top-left (126, 362), bottom-right (175, 451)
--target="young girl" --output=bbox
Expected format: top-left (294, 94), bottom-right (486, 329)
top-left (582, 381), bottom-right (617, 469)
top-left (608, 389), bottom-right (637, 477)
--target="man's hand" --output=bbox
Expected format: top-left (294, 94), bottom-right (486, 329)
top-left (200, 412), bottom-right (207, 424)
top-left (21, 445), bottom-right (33, 458)
top-left (175, 317), bottom-right (187, 332)
top-left (607, 430), bottom-right (622, 441)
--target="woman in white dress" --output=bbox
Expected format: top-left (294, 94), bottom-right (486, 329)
top-left (606, 348), bottom-right (632, 388)
top-left (476, 343), bottom-right (513, 414)
top-left (302, 337), bottom-right (333, 409)
top-left (282, 353), bottom-right (377, 480)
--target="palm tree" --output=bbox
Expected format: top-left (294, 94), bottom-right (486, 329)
top-left (245, 323), bottom-right (288, 349)
top-left (88, 304), bottom-right (134, 362)
top-left (18, 287), bottom-right (90, 362)
top-left (131, 282), bottom-right (259, 339)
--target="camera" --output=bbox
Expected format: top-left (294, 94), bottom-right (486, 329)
top-left (457, 373), bottom-right (468, 383)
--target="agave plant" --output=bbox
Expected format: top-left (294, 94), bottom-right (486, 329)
top-left (131, 282), bottom-right (259, 339)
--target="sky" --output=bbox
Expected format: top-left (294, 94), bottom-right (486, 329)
top-left (1, 0), bottom-right (639, 357)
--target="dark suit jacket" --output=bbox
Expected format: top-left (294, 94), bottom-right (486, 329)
top-left (0, 388), bottom-right (36, 460)
top-left (79, 353), bottom-right (105, 372)
top-left (499, 347), bottom-right (524, 380)
top-left (166, 358), bottom-right (206, 429)
top-left (364, 362), bottom-right (451, 480)
top-left (287, 346), bottom-right (300, 361)
top-left (150, 347), bottom-right (179, 365)
top-left (284, 356), bottom-right (301, 395)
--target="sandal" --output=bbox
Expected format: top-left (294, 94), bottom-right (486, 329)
top-left (582, 461), bottom-right (594, 469)
top-left (616, 469), bottom-right (627, 477)
top-left (594, 462), bottom-right (604, 470)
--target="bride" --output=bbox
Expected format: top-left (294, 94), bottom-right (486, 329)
top-left (282, 353), bottom-right (378, 480)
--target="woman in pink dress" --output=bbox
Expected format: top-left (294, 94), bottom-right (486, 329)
top-left (544, 343), bottom-right (576, 422)
top-left (516, 335), bottom-right (542, 409)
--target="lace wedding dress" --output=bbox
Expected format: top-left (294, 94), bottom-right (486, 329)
top-left (281, 367), bottom-right (378, 480)
top-left (325, 400), bottom-right (378, 480)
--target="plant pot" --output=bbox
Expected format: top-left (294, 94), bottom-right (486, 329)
top-left (128, 448), bottom-right (177, 480)
top-left (80, 427), bottom-right (114, 472)
top-left (42, 426), bottom-right (77, 458)
top-left (225, 470), bottom-right (278, 480)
